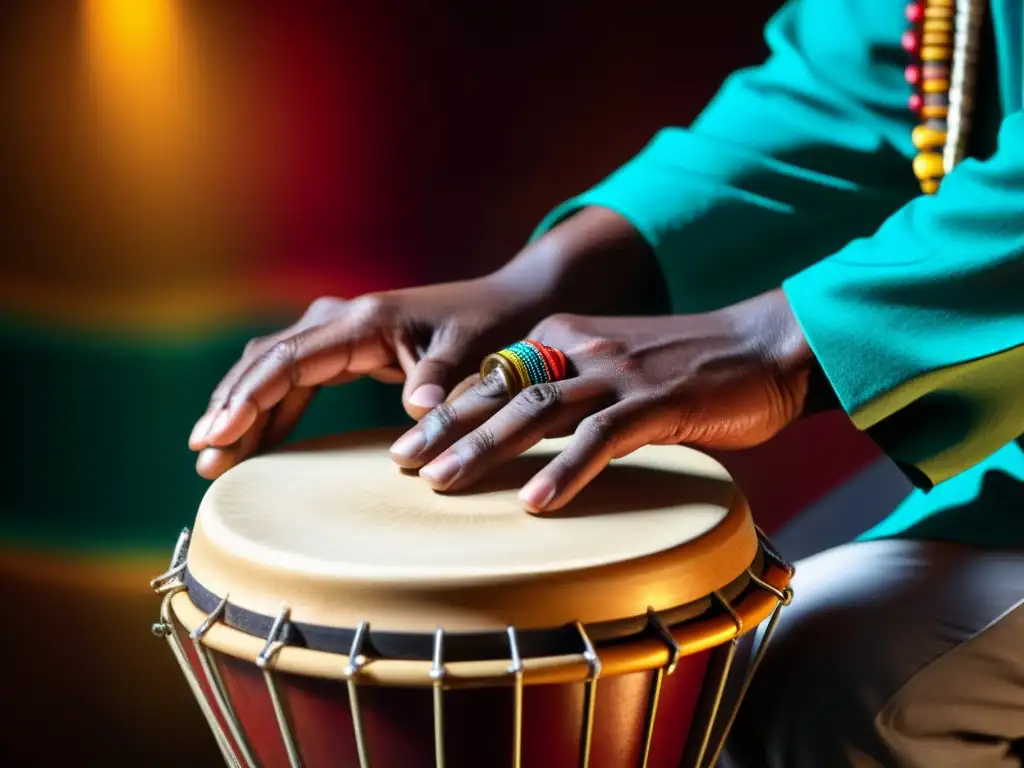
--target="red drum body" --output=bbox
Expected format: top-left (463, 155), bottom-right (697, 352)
top-left (153, 431), bottom-right (793, 767)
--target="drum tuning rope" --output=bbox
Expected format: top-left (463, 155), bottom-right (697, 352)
top-left (690, 593), bottom-right (745, 768)
top-left (639, 609), bottom-right (684, 767)
top-left (345, 621), bottom-right (372, 768)
top-left (574, 621), bottom-right (602, 768)
top-left (149, 530), bottom-right (241, 768)
top-left (257, 605), bottom-right (304, 768)
top-left (505, 626), bottom-right (525, 768)
top-left (430, 627), bottom-right (447, 768)
top-left (701, 527), bottom-right (796, 768)
top-left (150, 511), bottom-right (797, 768)
top-left (190, 595), bottom-right (259, 768)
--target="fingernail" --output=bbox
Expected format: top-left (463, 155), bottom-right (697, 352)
top-left (420, 452), bottom-right (461, 489)
top-left (519, 476), bottom-right (556, 511)
top-left (196, 448), bottom-right (223, 477)
top-left (408, 384), bottom-right (446, 409)
top-left (189, 413), bottom-right (213, 446)
top-left (390, 429), bottom-right (426, 460)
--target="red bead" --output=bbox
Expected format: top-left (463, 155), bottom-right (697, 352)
top-left (908, 93), bottom-right (923, 112)
top-left (904, 65), bottom-right (921, 85)
top-left (901, 30), bottom-right (920, 52)
top-left (905, 2), bottom-right (923, 22)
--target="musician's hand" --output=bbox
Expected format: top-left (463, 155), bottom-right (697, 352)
top-left (389, 288), bottom-right (818, 513)
top-left (188, 278), bottom-right (548, 479)
top-left (188, 207), bottom-right (659, 480)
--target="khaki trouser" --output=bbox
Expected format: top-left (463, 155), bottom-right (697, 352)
top-left (724, 539), bottom-right (1024, 767)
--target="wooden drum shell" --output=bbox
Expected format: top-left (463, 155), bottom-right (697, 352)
top-left (158, 557), bottom-right (791, 768)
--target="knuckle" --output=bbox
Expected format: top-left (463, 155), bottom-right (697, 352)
top-left (266, 336), bottom-right (303, 386)
top-left (268, 336), bottom-right (300, 367)
top-left (583, 337), bottom-right (628, 359)
top-left (514, 382), bottom-right (562, 413)
top-left (347, 294), bottom-right (390, 325)
top-left (306, 295), bottom-right (343, 316)
top-left (478, 370), bottom-right (510, 399)
top-left (578, 412), bottom-right (618, 446)
top-left (243, 335), bottom-right (267, 356)
top-left (423, 402), bottom-right (457, 435)
top-left (535, 312), bottom-right (578, 335)
top-left (462, 427), bottom-right (496, 458)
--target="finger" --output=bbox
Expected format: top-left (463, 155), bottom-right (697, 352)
top-left (189, 332), bottom-right (285, 450)
top-left (447, 373), bottom-right (479, 403)
top-left (195, 411), bottom-right (271, 480)
top-left (518, 398), bottom-right (658, 514)
top-left (398, 331), bottom-right (473, 420)
top-left (367, 366), bottom-right (406, 385)
top-left (259, 386), bottom-right (316, 451)
top-left (388, 369), bottom-right (510, 469)
top-left (205, 321), bottom-right (390, 447)
top-left (418, 378), bottom-right (607, 492)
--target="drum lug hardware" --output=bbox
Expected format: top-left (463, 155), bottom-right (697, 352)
top-left (191, 595), bottom-right (260, 768)
top-left (191, 594), bottom-right (229, 642)
top-left (256, 604), bottom-right (292, 669)
top-left (257, 605), bottom-right (304, 767)
top-left (639, 609), bottom-right (683, 768)
top-left (346, 621), bottom-right (372, 768)
top-left (574, 621), bottom-right (601, 768)
top-left (150, 528), bottom-right (191, 594)
top-left (645, 607), bottom-right (682, 675)
top-left (754, 524), bottom-right (795, 577)
top-left (699, 537), bottom-right (795, 768)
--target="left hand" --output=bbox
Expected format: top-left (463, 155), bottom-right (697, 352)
top-left (388, 288), bottom-right (817, 513)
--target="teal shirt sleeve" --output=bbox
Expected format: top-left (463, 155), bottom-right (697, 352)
top-left (533, 0), bottom-right (919, 313)
top-left (784, 112), bottom-right (1024, 488)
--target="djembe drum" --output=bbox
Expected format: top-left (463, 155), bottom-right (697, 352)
top-left (151, 429), bottom-right (793, 768)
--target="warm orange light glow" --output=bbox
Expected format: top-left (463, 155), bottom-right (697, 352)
top-left (82, 0), bottom-right (197, 196)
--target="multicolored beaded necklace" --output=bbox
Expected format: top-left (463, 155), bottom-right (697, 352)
top-left (903, 0), bottom-right (984, 193)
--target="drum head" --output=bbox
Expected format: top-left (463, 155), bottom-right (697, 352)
top-left (187, 429), bottom-right (757, 636)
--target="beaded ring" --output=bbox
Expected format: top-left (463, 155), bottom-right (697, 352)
top-left (903, 0), bottom-right (983, 194)
top-left (480, 340), bottom-right (569, 397)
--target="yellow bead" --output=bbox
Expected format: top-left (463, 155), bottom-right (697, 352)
top-left (912, 124), bottom-right (947, 150)
top-left (927, 0), bottom-right (953, 7)
top-left (920, 180), bottom-right (940, 194)
top-left (498, 350), bottom-right (531, 390)
top-left (922, 19), bottom-right (952, 32)
top-left (921, 46), bottom-right (952, 61)
top-left (921, 105), bottom-right (949, 118)
top-left (913, 152), bottom-right (944, 180)
top-left (924, 6), bottom-right (954, 18)
top-left (922, 79), bottom-right (950, 93)
top-left (922, 32), bottom-right (951, 45)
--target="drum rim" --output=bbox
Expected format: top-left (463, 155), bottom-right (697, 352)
top-left (179, 547), bottom-right (761, 663)
top-left (160, 536), bottom-right (792, 689)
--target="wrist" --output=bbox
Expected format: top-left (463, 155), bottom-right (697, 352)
top-left (491, 207), bottom-right (668, 317)
top-left (759, 288), bottom-right (841, 417)
top-left (727, 288), bottom-right (839, 418)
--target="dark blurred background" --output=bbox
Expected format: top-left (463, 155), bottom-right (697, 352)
top-left (0, 1), bottom-right (898, 764)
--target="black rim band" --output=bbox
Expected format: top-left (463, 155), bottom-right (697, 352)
top-left (183, 548), bottom-right (764, 663)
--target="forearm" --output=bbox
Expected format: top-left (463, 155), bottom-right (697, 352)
top-left (492, 207), bottom-right (668, 318)
top-left (529, 0), bottom-right (916, 315)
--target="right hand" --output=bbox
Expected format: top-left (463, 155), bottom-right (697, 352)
top-left (188, 276), bottom-right (549, 479)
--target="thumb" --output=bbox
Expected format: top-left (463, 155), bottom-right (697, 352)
top-left (401, 344), bottom-right (468, 420)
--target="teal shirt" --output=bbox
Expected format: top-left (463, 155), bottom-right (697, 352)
top-left (534, 0), bottom-right (1024, 547)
